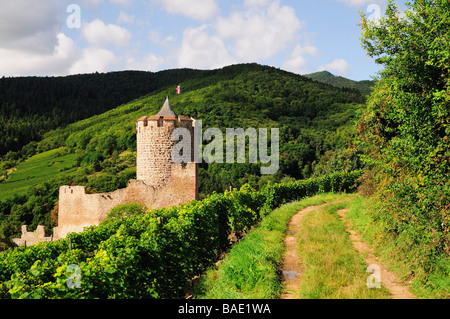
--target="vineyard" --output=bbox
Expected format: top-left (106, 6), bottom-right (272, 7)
top-left (0, 170), bottom-right (362, 299)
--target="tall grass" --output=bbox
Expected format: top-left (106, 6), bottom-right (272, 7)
top-left (193, 193), bottom-right (348, 299)
top-left (295, 202), bottom-right (390, 299)
top-left (346, 196), bottom-right (450, 299)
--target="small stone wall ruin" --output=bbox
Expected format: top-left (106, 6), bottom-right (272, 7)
top-left (12, 225), bottom-right (53, 247)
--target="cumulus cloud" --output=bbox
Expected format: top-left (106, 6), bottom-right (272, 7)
top-left (178, 24), bottom-right (235, 69)
top-left (117, 11), bottom-right (135, 24)
top-left (317, 58), bottom-right (350, 76)
top-left (126, 54), bottom-right (165, 71)
top-left (243, 0), bottom-right (272, 7)
top-left (0, 33), bottom-right (80, 77)
top-left (158, 0), bottom-right (220, 21)
top-left (0, 1), bottom-right (83, 76)
top-left (216, 1), bottom-right (302, 62)
top-left (282, 44), bottom-right (319, 74)
top-left (0, 0), bottom-right (64, 54)
top-left (82, 19), bottom-right (132, 47)
top-left (69, 47), bottom-right (121, 74)
top-left (110, 0), bottom-right (133, 5)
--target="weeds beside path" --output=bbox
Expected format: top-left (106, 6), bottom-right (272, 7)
top-left (337, 208), bottom-right (416, 299)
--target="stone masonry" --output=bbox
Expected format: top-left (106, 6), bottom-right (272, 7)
top-left (13, 97), bottom-right (198, 245)
top-left (12, 225), bottom-right (52, 247)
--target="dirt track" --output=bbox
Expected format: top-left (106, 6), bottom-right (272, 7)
top-left (280, 205), bottom-right (416, 299)
top-left (337, 209), bottom-right (416, 299)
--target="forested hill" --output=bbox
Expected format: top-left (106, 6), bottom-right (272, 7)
top-left (0, 65), bottom-right (373, 160)
top-left (304, 71), bottom-right (374, 97)
top-left (0, 63), bottom-right (368, 244)
top-left (0, 68), bottom-right (211, 158)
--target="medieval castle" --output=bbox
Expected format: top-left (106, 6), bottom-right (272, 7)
top-left (13, 98), bottom-right (198, 246)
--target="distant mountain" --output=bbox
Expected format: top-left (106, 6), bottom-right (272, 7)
top-left (304, 71), bottom-right (375, 97)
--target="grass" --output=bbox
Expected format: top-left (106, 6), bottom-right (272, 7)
top-left (346, 195), bottom-right (450, 299)
top-left (0, 147), bottom-right (78, 200)
top-left (193, 192), bottom-right (351, 299)
top-left (295, 202), bottom-right (390, 299)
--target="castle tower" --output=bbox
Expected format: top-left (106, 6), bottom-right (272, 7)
top-left (136, 97), bottom-right (195, 188)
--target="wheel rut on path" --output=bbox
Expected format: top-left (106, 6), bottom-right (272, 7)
top-left (337, 209), bottom-right (416, 299)
top-left (280, 205), bottom-right (322, 299)
top-left (279, 204), bottom-right (417, 299)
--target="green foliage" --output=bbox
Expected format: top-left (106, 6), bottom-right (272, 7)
top-left (304, 70), bottom-right (375, 97)
top-left (358, 0), bottom-right (450, 286)
top-left (100, 203), bottom-right (146, 227)
top-left (0, 170), bottom-right (361, 299)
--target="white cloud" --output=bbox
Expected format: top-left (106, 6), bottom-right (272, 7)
top-left (178, 24), bottom-right (235, 69)
top-left (317, 58), bottom-right (350, 76)
top-left (117, 11), bottom-right (135, 24)
top-left (244, 0), bottom-right (272, 7)
top-left (111, 0), bottom-right (133, 5)
top-left (158, 0), bottom-right (219, 21)
top-left (216, 1), bottom-right (302, 62)
top-left (69, 47), bottom-right (121, 74)
top-left (148, 30), bottom-right (175, 46)
top-left (0, 33), bottom-right (80, 76)
top-left (82, 0), bottom-right (105, 7)
top-left (126, 54), bottom-right (165, 71)
top-left (0, 0), bottom-right (63, 54)
top-left (336, 0), bottom-right (386, 7)
top-left (282, 44), bottom-right (319, 74)
top-left (82, 19), bottom-right (132, 47)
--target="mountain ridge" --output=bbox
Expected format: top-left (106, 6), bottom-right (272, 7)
top-left (303, 70), bottom-right (375, 97)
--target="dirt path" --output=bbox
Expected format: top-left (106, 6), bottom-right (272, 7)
top-left (337, 209), bottom-right (416, 299)
top-left (280, 205), bottom-right (322, 299)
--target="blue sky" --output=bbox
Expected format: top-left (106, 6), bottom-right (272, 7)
top-left (0, 0), bottom-right (408, 80)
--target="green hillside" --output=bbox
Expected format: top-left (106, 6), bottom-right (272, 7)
top-left (0, 147), bottom-right (78, 200)
top-left (0, 63), bottom-right (366, 245)
top-left (304, 70), bottom-right (375, 97)
top-left (0, 69), bottom-right (210, 158)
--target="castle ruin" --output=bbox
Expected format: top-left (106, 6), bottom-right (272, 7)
top-left (14, 98), bottom-right (198, 245)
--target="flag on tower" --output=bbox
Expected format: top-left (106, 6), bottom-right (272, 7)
top-left (176, 85), bottom-right (181, 95)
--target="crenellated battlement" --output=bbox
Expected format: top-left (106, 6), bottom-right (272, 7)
top-left (12, 225), bottom-right (52, 247)
top-left (60, 186), bottom-right (87, 195)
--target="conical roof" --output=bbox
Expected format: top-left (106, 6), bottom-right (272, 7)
top-left (156, 96), bottom-right (177, 117)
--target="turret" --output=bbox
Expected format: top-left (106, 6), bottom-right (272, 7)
top-left (136, 97), bottom-right (195, 187)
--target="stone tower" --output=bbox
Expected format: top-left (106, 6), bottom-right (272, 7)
top-left (136, 97), bottom-right (195, 188)
top-left (17, 97), bottom-right (199, 245)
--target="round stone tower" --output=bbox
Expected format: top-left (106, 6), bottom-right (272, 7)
top-left (136, 97), bottom-right (195, 188)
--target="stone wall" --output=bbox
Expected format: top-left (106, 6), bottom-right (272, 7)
top-left (12, 225), bottom-right (52, 247)
top-left (136, 116), bottom-right (194, 187)
top-left (53, 162), bottom-right (197, 240)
